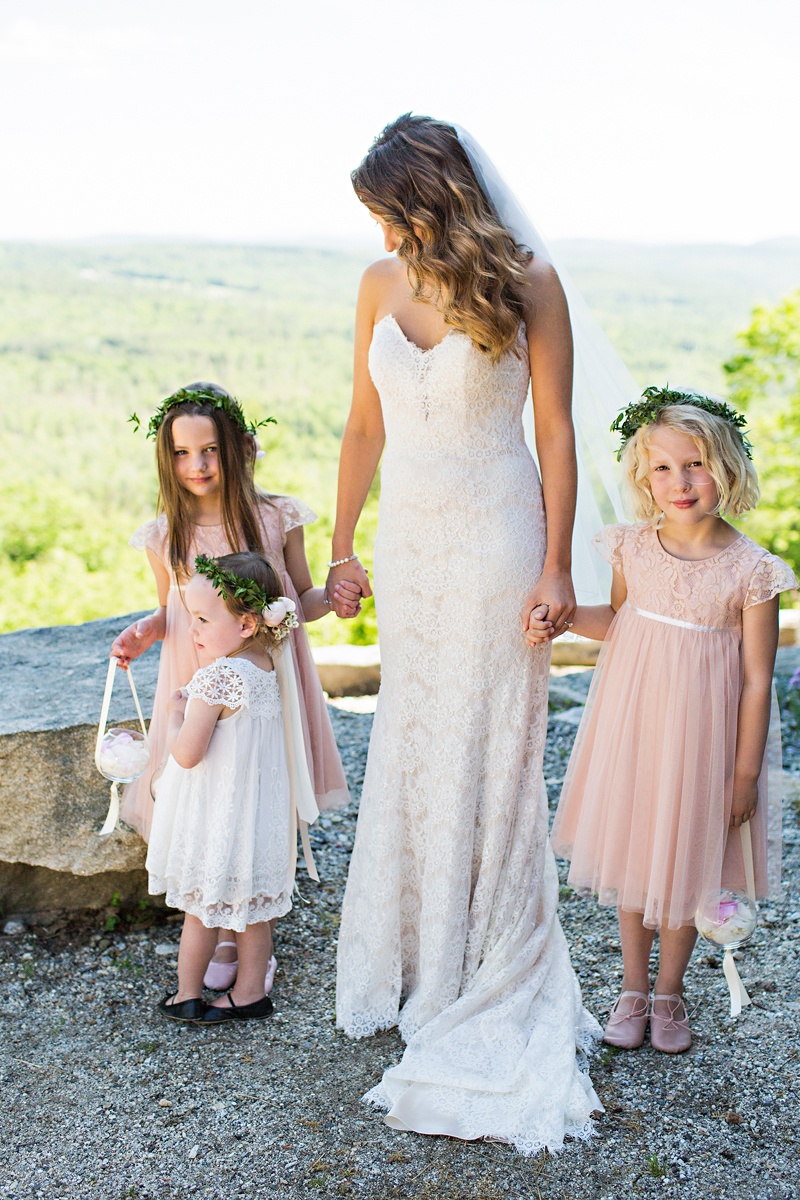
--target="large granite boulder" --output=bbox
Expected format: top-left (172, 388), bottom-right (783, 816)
top-left (0, 612), bottom-right (158, 911)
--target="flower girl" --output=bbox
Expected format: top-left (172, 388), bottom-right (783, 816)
top-left (111, 381), bottom-right (357, 991)
top-left (146, 551), bottom-right (318, 1024)
top-left (530, 388), bottom-right (796, 1052)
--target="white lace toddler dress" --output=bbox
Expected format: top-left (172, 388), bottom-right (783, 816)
top-left (146, 656), bottom-right (293, 930)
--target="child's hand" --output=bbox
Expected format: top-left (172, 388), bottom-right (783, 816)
top-left (332, 578), bottom-right (364, 620)
top-left (111, 616), bottom-right (158, 669)
top-left (167, 689), bottom-right (188, 718)
top-left (525, 605), bottom-right (554, 647)
top-left (730, 780), bottom-right (759, 827)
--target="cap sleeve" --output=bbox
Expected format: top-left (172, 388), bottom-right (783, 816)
top-left (272, 494), bottom-right (317, 539)
top-left (743, 553), bottom-right (798, 610)
top-left (129, 516), bottom-right (168, 562)
top-left (591, 523), bottom-right (628, 574)
top-left (186, 659), bottom-right (246, 710)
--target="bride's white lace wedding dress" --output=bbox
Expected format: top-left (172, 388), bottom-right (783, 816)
top-left (336, 313), bottom-right (602, 1155)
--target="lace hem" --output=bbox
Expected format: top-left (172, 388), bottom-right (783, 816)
top-left (153, 882), bottom-right (292, 930)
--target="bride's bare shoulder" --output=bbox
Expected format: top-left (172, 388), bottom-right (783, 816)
top-left (358, 257), bottom-right (406, 313)
top-left (521, 255), bottom-right (568, 323)
top-left (361, 256), bottom-right (406, 286)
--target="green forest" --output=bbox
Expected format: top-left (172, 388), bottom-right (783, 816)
top-left (1, 238), bottom-right (798, 645)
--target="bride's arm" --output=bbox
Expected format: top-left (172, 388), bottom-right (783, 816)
top-left (327, 265), bottom-right (387, 614)
top-left (522, 257), bottom-right (578, 636)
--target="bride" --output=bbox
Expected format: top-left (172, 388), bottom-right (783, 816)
top-left (327, 114), bottom-right (608, 1155)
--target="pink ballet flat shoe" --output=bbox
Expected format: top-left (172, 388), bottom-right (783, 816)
top-left (203, 941), bottom-right (238, 991)
top-left (264, 955), bottom-right (277, 995)
top-left (649, 993), bottom-right (692, 1053)
top-left (603, 990), bottom-right (649, 1049)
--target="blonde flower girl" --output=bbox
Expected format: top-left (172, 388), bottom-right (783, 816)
top-left (530, 389), bottom-right (796, 1052)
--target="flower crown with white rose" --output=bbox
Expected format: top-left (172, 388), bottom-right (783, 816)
top-left (194, 554), bottom-right (298, 641)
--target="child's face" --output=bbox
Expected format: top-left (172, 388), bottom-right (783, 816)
top-left (646, 427), bottom-right (719, 523)
top-left (185, 575), bottom-right (253, 665)
top-left (171, 414), bottom-right (221, 500)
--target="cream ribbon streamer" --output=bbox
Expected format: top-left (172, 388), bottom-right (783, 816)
top-left (95, 657), bottom-right (150, 836)
top-left (723, 820), bottom-right (756, 1018)
top-left (274, 638), bottom-right (320, 882)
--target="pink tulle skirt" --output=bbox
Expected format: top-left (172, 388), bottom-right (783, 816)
top-left (550, 605), bottom-right (781, 930)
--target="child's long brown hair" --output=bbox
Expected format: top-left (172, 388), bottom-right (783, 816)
top-left (155, 382), bottom-right (268, 575)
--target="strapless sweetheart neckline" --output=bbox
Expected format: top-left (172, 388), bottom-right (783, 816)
top-left (375, 312), bottom-right (459, 356)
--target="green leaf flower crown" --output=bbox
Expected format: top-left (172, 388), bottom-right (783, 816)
top-left (129, 386), bottom-right (276, 441)
top-left (194, 555), bottom-right (299, 641)
top-left (610, 385), bottom-right (753, 461)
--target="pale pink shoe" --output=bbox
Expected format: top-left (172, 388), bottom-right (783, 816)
top-left (603, 990), bottom-right (649, 1049)
top-left (649, 993), bottom-right (692, 1053)
top-left (264, 955), bottom-right (278, 995)
top-left (203, 941), bottom-right (238, 991)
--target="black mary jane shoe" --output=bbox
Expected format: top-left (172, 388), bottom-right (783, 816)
top-left (201, 991), bottom-right (273, 1024)
top-left (157, 993), bottom-right (208, 1023)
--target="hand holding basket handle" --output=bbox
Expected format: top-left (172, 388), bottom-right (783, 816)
top-left (95, 656), bottom-right (151, 836)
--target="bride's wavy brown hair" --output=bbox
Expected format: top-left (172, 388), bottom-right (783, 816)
top-left (352, 114), bottom-right (533, 362)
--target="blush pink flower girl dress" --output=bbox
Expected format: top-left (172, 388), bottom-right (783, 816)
top-left (551, 522), bottom-right (797, 927)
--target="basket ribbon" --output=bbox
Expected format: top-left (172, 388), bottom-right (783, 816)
top-left (723, 821), bottom-right (756, 1018)
top-left (95, 657), bottom-right (150, 836)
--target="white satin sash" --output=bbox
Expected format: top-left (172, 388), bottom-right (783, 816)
top-left (630, 606), bottom-right (729, 634)
top-left (724, 821), bottom-right (756, 1018)
top-left (275, 638), bottom-right (320, 882)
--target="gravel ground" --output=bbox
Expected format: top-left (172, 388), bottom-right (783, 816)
top-left (2, 654), bottom-right (799, 1200)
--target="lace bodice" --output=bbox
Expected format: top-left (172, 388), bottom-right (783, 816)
top-left (596, 523), bottom-right (797, 630)
top-left (185, 656), bottom-right (280, 719)
top-left (370, 314), bottom-right (529, 461)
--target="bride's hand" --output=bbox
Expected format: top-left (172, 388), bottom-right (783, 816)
top-left (326, 558), bottom-right (372, 619)
top-left (522, 569), bottom-right (575, 638)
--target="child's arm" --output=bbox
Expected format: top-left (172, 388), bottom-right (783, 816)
top-left (283, 524), bottom-right (361, 621)
top-left (111, 550), bottom-right (169, 668)
top-left (525, 569), bottom-right (627, 646)
top-left (166, 689), bottom-right (224, 769)
top-left (731, 595), bottom-right (780, 827)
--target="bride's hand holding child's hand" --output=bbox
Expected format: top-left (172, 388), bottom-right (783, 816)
top-left (327, 560), bottom-right (372, 620)
top-left (522, 569), bottom-right (576, 646)
top-left (330, 577), bottom-right (363, 619)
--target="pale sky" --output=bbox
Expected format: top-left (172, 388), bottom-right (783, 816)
top-left (0, 0), bottom-right (797, 245)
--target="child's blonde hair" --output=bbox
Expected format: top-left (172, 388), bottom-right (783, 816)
top-left (621, 404), bottom-right (760, 522)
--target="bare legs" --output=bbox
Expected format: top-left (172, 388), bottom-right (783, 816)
top-left (209, 921), bottom-right (273, 1008)
top-left (613, 908), bottom-right (696, 1052)
top-left (618, 908), bottom-right (696, 995)
top-left (165, 914), bottom-right (219, 1004)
